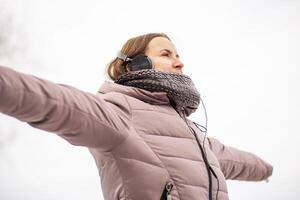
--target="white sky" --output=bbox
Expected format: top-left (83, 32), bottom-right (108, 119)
top-left (0, 0), bottom-right (299, 199)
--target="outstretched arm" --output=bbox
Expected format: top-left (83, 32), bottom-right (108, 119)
top-left (0, 66), bottom-right (130, 150)
top-left (208, 137), bottom-right (273, 181)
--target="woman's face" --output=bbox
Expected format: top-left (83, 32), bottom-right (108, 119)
top-left (145, 37), bottom-right (184, 74)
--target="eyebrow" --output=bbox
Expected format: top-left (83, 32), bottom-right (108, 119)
top-left (160, 49), bottom-right (180, 58)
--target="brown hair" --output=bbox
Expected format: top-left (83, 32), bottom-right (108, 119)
top-left (106, 33), bottom-right (170, 80)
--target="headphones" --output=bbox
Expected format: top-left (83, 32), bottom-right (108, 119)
top-left (117, 51), bottom-right (154, 71)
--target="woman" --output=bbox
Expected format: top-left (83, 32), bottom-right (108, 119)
top-left (0, 33), bottom-right (272, 200)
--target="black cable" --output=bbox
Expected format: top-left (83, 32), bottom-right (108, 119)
top-left (182, 114), bottom-right (213, 200)
top-left (192, 126), bottom-right (213, 200)
top-left (193, 122), bottom-right (219, 200)
top-left (180, 90), bottom-right (220, 199)
top-left (192, 95), bottom-right (220, 200)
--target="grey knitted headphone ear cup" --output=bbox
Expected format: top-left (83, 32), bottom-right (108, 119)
top-left (128, 54), bottom-right (153, 71)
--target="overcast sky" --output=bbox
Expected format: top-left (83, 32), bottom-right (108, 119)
top-left (0, 0), bottom-right (299, 199)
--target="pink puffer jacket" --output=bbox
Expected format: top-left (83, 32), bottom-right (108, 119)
top-left (0, 66), bottom-right (273, 200)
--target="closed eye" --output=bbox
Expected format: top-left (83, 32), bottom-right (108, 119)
top-left (160, 50), bottom-right (171, 57)
top-left (161, 53), bottom-right (170, 57)
top-left (160, 49), bottom-right (179, 58)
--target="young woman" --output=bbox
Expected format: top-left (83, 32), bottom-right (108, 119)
top-left (0, 33), bottom-right (272, 200)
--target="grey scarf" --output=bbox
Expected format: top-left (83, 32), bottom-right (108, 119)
top-left (115, 69), bottom-right (200, 116)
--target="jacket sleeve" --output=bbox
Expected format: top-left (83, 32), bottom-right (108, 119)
top-left (0, 66), bottom-right (131, 150)
top-left (207, 137), bottom-right (273, 181)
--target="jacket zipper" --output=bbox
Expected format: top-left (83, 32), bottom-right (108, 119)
top-left (160, 181), bottom-right (173, 200)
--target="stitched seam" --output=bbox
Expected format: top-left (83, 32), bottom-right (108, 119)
top-left (177, 183), bottom-right (227, 194)
top-left (5, 84), bottom-right (104, 119)
top-left (220, 159), bottom-right (265, 180)
top-left (4, 84), bottom-right (127, 148)
top-left (108, 96), bottom-right (133, 153)
top-left (99, 96), bottom-right (133, 199)
top-left (118, 157), bottom-right (165, 169)
top-left (111, 152), bottom-right (130, 200)
top-left (131, 127), bottom-right (183, 199)
top-left (219, 159), bottom-right (262, 168)
top-left (123, 95), bottom-right (133, 122)
top-left (132, 108), bottom-right (177, 116)
top-left (139, 132), bottom-right (194, 140)
top-left (5, 85), bottom-right (120, 130)
top-left (158, 154), bottom-right (220, 169)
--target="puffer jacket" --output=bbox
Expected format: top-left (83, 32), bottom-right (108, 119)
top-left (0, 66), bottom-right (273, 200)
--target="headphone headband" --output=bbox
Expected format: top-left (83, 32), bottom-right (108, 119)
top-left (117, 51), bottom-right (132, 62)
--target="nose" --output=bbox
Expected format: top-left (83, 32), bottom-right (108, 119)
top-left (173, 58), bottom-right (184, 72)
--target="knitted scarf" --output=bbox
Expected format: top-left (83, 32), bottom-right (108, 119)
top-left (115, 69), bottom-right (200, 116)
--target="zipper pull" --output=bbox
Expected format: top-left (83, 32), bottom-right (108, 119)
top-left (166, 182), bottom-right (173, 200)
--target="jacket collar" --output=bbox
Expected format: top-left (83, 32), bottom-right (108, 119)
top-left (98, 81), bottom-right (170, 106)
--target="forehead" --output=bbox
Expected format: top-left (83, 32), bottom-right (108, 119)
top-left (146, 37), bottom-right (177, 52)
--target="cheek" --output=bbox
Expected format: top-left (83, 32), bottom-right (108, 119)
top-left (151, 58), bottom-right (173, 71)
